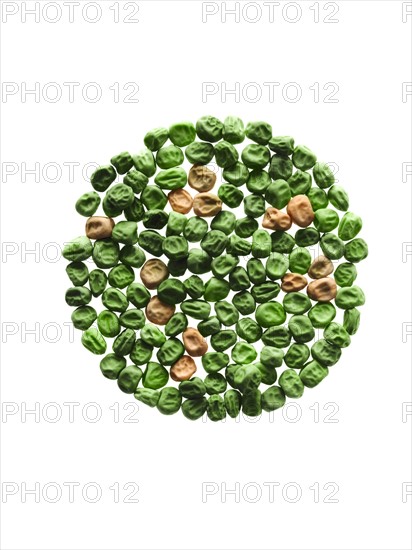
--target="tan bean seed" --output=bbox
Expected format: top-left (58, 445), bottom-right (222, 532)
top-left (188, 164), bottom-right (216, 192)
top-left (308, 255), bottom-right (334, 279)
top-left (140, 259), bottom-right (169, 290)
top-left (145, 296), bottom-right (175, 325)
top-left (262, 207), bottom-right (292, 231)
top-left (286, 195), bottom-right (315, 228)
top-left (170, 355), bottom-right (197, 382)
top-left (168, 188), bottom-right (193, 214)
top-left (281, 273), bottom-right (308, 292)
top-left (85, 216), bottom-right (115, 240)
top-left (307, 277), bottom-right (337, 302)
top-left (182, 328), bottom-right (208, 357)
top-left (193, 193), bottom-right (222, 217)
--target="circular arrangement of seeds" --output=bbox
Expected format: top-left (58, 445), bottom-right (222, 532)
top-left (64, 116), bottom-right (368, 421)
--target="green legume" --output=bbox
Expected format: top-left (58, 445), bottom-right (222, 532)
top-left (227, 235), bottom-right (252, 256)
top-left (93, 239), bottom-right (120, 269)
top-left (251, 281), bottom-right (280, 303)
top-left (139, 230), bottom-right (164, 257)
top-left (198, 316), bottom-right (221, 337)
top-left (91, 165), bottom-right (116, 192)
top-left (135, 388), bottom-right (159, 407)
top-left (144, 127), bottom-right (168, 151)
top-left (328, 185), bottom-right (349, 211)
top-left (283, 292), bottom-right (311, 315)
top-left (113, 328), bottom-right (136, 356)
top-left (126, 283), bottom-right (150, 308)
top-left (207, 395), bottom-right (226, 421)
top-left (312, 162), bottom-right (334, 188)
top-left (111, 152), bottom-right (133, 175)
top-left (311, 339), bottom-right (342, 366)
top-left (266, 252), bottom-right (289, 280)
top-left (255, 302), bottom-right (286, 328)
top-left (187, 249), bottom-right (212, 274)
top-left (211, 254), bottom-right (239, 279)
top-left (182, 398), bottom-right (208, 420)
top-left (246, 169), bottom-right (271, 194)
top-left (100, 353), bottom-right (126, 380)
top-left (284, 343), bottom-right (310, 368)
top-left (215, 301), bottom-right (240, 326)
top-left (157, 387), bottom-right (182, 415)
top-left (108, 264), bottom-right (135, 288)
top-left (324, 322), bottom-right (351, 348)
top-left (234, 364), bottom-right (261, 393)
top-left (292, 145), bottom-right (317, 171)
top-left (308, 187), bottom-right (329, 211)
top-left (123, 170), bottom-right (148, 194)
top-left (63, 236), bottom-right (93, 262)
top-left (223, 162), bottom-right (249, 186)
top-left (166, 212), bottom-right (187, 236)
top-left (214, 141), bottom-right (238, 168)
top-left (156, 145), bottom-right (184, 169)
top-left (261, 386), bottom-right (286, 411)
top-left (295, 227), bottom-right (320, 247)
top-left (260, 346), bottom-right (284, 369)
top-left (124, 197), bottom-right (145, 222)
top-left (65, 286), bottom-right (91, 307)
top-left (204, 278), bottom-right (230, 302)
top-left (210, 330), bottom-right (237, 352)
top-left (168, 257), bottom-right (187, 277)
top-left (320, 233), bottom-right (345, 260)
top-left (265, 179), bottom-right (291, 209)
top-left (241, 144), bottom-right (270, 170)
top-left (130, 339), bottom-right (153, 365)
top-left (269, 155), bottom-right (293, 181)
top-left (229, 267), bottom-right (250, 291)
top-left (338, 212), bottom-right (362, 241)
top-left (299, 360), bottom-right (328, 388)
top-left (157, 279), bottom-right (186, 305)
top-left (242, 389), bottom-right (262, 417)
top-left (82, 328), bottom-right (107, 355)
top-left (119, 309), bottom-right (145, 330)
top-left (262, 326), bottom-right (291, 348)
top-left (75, 191), bottom-right (101, 217)
top-left (335, 286), bottom-right (365, 309)
top-left (196, 115), bottom-right (223, 142)
top-left (344, 238), bottom-right (368, 263)
top-left (210, 211), bottom-right (236, 235)
top-left (236, 318), bottom-right (262, 343)
top-left (71, 306), bottom-right (97, 330)
top-left (202, 352), bottom-right (229, 373)
top-left (143, 209), bottom-right (168, 230)
top-left (201, 230), bottom-right (228, 257)
top-left (334, 262), bottom-right (357, 287)
top-left (119, 244), bottom-right (146, 268)
top-left (97, 310), bottom-right (121, 337)
top-left (314, 208), bottom-right (339, 233)
top-left (140, 324), bottom-right (166, 347)
top-left (255, 361), bottom-right (277, 385)
top-left (279, 369), bottom-right (304, 398)
top-left (343, 308), bottom-right (361, 335)
top-left (288, 170), bottom-right (312, 196)
top-left (118, 365), bottom-right (143, 393)
top-left (143, 361), bottom-right (169, 389)
top-left (179, 377), bottom-right (206, 399)
top-left (185, 142), bottom-right (214, 165)
top-left (157, 338), bottom-right (185, 365)
top-left (223, 116), bottom-right (245, 144)
top-left (218, 184), bottom-right (244, 208)
top-left (245, 121), bottom-right (272, 144)
top-left (132, 148), bottom-right (156, 177)
top-left (224, 389), bottom-right (242, 418)
top-left (169, 122), bottom-right (196, 147)
top-left (183, 217), bottom-right (208, 242)
top-left (271, 231), bottom-right (295, 254)
top-left (232, 342), bottom-right (257, 364)
top-left (165, 312), bottom-right (188, 337)
top-left (204, 373), bottom-right (227, 395)
top-left (181, 299), bottom-right (211, 320)
top-left (289, 247), bottom-right (312, 274)
top-left (89, 269), bottom-right (107, 297)
top-left (288, 315), bottom-right (315, 343)
top-left (66, 261), bottom-right (89, 286)
top-left (141, 185), bottom-right (168, 210)
top-left (268, 136), bottom-right (294, 156)
top-left (183, 275), bottom-right (205, 299)
top-left (235, 217), bottom-right (258, 238)
top-left (308, 303), bottom-right (336, 328)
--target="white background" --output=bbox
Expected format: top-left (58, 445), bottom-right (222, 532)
top-left (1, 1), bottom-right (411, 549)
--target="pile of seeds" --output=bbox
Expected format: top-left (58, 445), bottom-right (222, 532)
top-left (64, 116), bottom-right (367, 421)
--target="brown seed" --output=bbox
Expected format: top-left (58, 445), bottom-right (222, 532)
top-left (168, 188), bottom-right (193, 214)
top-left (308, 256), bottom-right (334, 279)
top-left (182, 328), bottom-right (208, 357)
top-left (307, 277), bottom-right (337, 302)
top-left (188, 164), bottom-right (216, 192)
top-left (281, 273), bottom-right (308, 292)
top-left (170, 355), bottom-right (197, 382)
top-left (286, 195), bottom-right (315, 228)
top-left (193, 193), bottom-right (222, 217)
top-left (140, 259), bottom-right (169, 290)
top-left (262, 207), bottom-right (292, 231)
top-left (145, 296), bottom-right (175, 325)
top-left (85, 216), bottom-right (115, 240)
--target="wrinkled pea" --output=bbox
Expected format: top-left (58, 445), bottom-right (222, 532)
top-left (143, 209), bottom-right (168, 230)
top-left (113, 328), bottom-right (136, 356)
top-left (262, 326), bottom-right (291, 348)
top-left (97, 310), bottom-right (121, 337)
top-left (261, 386), bottom-right (286, 411)
top-left (299, 360), bottom-right (328, 388)
top-left (260, 346), bottom-right (283, 369)
top-left (251, 282), bottom-right (280, 303)
top-left (144, 127), bottom-right (168, 151)
top-left (204, 278), bottom-right (230, 302)
top-left (227, 235), bottom-right (252, 256)
top-left (232, 342), bottom-right (258, 364)
top-left (328, 185), bottom-right (349, 211)
top-left (288, 170), bottom-right (312, 196)
top-left (143, 361), bottom-right (169, 389)
top-left (141, 185), bottom-right (168, 210)
top-left (245, 121), bottom-right (272, 144)
top-left (324, 322), bottom-right (351, 348)
top-left (119, 308), bottom-right (145, 330)
top-left (268, 136), bottom-right (294, 156)
top-left (169, 122), bottom-right (196, 147)
top-left (154, 167), bottom-right (187, 191)
top-left (211, 254), bottom-right (238, 279)
top-left (183, 216), bottom-right (208, 242)
top-left (65, 287), bottom-right (91, 307)
top-left (71, 306), bottom-right (97, 330)
top-left (288, 315), bottom-right (315, 343)
top-left (335, 286), bottom-right (365, 309)
top-left (182, 398), bottom-right (208, 420)
top-left (247, 258), bottom-right (266, 284)
top-left (236, 318), bottom-right (262, 343)
top-left (344, 238), bottom-right (368, 263)
top-left (343, 308), bottom-right (361, 335)
top-left (66, 261), bottom-right (89, 286)
top-left (234, 364), bottom-right (261, 393)
top-left (320, 233), bottom-right (345, 260)
top-left (292, 145), bottom-right (317, 171)
top-left (338, 212), bottom-right (363, 241)
top-left (295, 227), bottom-right (320, 247)
top-left (266, 253), bottom-right (289, 280)
top-left (204, 373), bottom-right (227, 395)
top-left (210, 211), bottom-right (236, 235)
top-left (211, 329), bottom-right (237, 352)
top-left (119, 245), bottom-right (146, 268)
top-left (283, 292), bottom-right (312, 315)
top-left (224, 390), bottom-right (242, 418)
top-left (138, 230), bottom-right (165, 257)
top-left (183, 275), bottom-right (205, 299)
top-left (265, 179), bottom-right (291, 209)
top-left (207, 395), bottom-right (226, 421)
top-left (255, 302), bottom-right (286, 328)
top-left (214, 141), bottom-right (238, 168)
top-left (179, 377), bottom-right (206, 399)
top-left (312, 162), bottom-right (335, 188)
top-left (269, 154), bottom-right (293, 181)
top-left (334, 262), bottom-right (357, 287)
top-left (156, 145), bottom-right (184, 169)
top-left (76, 191), bottom-right (101, 217)
top-left (246, 170), bottom-right (271, 194)
top-left (314, 209), bottom-right (339, 233)
top-left (157, 279), bottom-right (186, 305)
top-left (132, 148), bottom-right (156, 177)
top-left (100, 353), bottom-right (126, 380)
top-left (89, 269), bottom-right (107, 297)
top-left (241, 144), bottom-right (270, 170)
top-left (196, 115), bottom-right (223, 142)
top-left (91, 165), bottom-right (116, 192)
top-left (187, 249), bottom-right (212, 274)
top-left (181, 300), bottom-right (211, 320)
top-left (82, 328), bottom-right (107, 355)
top-left (279, 369), bottom-right (304, 398)
top-left (235, 217), bottom-right (258, 238)
top-left (244, 194), bottom-right (266, 218)
top-left (229, 267), bottom-right (250, 291)
top-left (289, 247), bottom-right (312, 274)
top-left (168, 258), bottom-right (187, 277)
top-left (185, 142), bottom-right (214, 165)
top-left (271, 231), bottom-right (295, 254)
top-left (215, 301), bottom-right (240, 326)
top-left (123, 169), bottom-right (148, 194)
top-left (284, 343), bottom-right (310, 368)
top-left (201, 230), bottom-right (228, 257)
top-left (130, 339), bottom-right (153, 365)
top-left (157, 338), bottom-right (185, 365)
top-left (223, 116), bottom-right (245, 144)
top-left (233, 291), bottom-right (256, 315)
top-left (223, 162), bottom-right (249, 186)
top-left (311, 339), bottom-right (342, 366)
top-left (242, 389), bottom-right (262, 417)
top-left (157, 387), bottom-right (182, 415)
top-left (118, 365), bottom-right (143, 393)
top-left (165, 312), bottom-right (188, 337)
top-left (255, 361), bottom-right (277, 386)
top-left (135, 388), bottom-right (159, 407)
top-left (108, 264), bottom-right (135, 289)
top-left (218, 184), bottom-right (244, 208)
top-left (124, 197), bottom-right (145, 222)
top-left (93, 238), bottom-right (120, 268)
top-left (63, 236), bottom-right (93, 262)
top-left (308, 303), bottom-right (336, 328)
top-left (308, 187), bottom-right (328, 211)
top-left (140, 324), bottom-right (166, 347)
top-left (197, 316), bottom-right (221, 337)
top-left (126, 283), bottom-right (150, 308)
top-left (111, 152), bottom-right (133, 174)
top-left (202, 352), bottom-right (229, 373)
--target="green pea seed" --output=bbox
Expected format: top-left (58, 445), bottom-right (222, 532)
top-left (268, 136), bottom-right (294, 156)
top-left (289, 247), bottom-right (312, 274)
top-left (334, 262), bottom-right (357, 287)
top-left (157, 279), bottom-right (186, 305)
top-left (236, 318), bottom-right (262, 343)
top-left (91, 165), bottom-right (116, 192)
top-left (324, 322), bottom-right (351, 348)
top-left (75, 191), bottom-right (101, 217)
top-left (97, 310), bottom-right (121, 337)
top-left (233, 364), bottom-right (261, 393)
top-left (119, 309), bottom-right (145, 330)
top-left (182, 398), bottom-right (208, 420)
top-left (135, 388), bottom-right (159, 407)
top-left (255, 302), bottom-right (286, 328)
top-left (157, 338), bottom-right (185, 365)
top-left (139, 230), bottom-right (164, 257)
top-left (71, 306), bottom-right (97, 330)
top-left (211, 211), bottom-right (236, 235)
top-left (156, 145), bottom-right (184, 169)
top-left (251, 281), bottom-right (280, 303)
top-left (271, 231), bottom-right (295, 254)
top-left (187, 249), bottom-right (212, 274)
top-left (320, 233), bottom-right (345, 260)
top-left (261, 386), bottom-right (286, 411)
top-left (65, 286), bottom-right (92, 307)
top-left (211, 330), bottom-right (237, 352)
top-left (223, 116), bottom-right (245, 144)
top-left (165, 312), bottom-right (188, 337)
top-left (89, 269), bottom-right (107, 297)
top-left (338, 212), bottom-right (362, 241)
top-left (211, 254), bottom-right (239, 279)
top-left (202, 352), bottom-right (229, 373)
top-left (214, 141), bottom-right (239, 168)
top-left (246, 169), bottom-right (271, 194)
top-left (143, 361), bottom-right (169, 389)
top-left (93, 238), bottom-right (121, 270)
top-left (126, 283), bottom-right (150, 308)
top-left (124, 197), bottom-right (145, 222)
top-left (328, 185), bottom-right (349, 211)
top-left (244, 193), bottom-right (266, 218)
top-left (169, 122), bottom-right (196, 147)
top-left (183, 275), bottom-right (205, 299)
top-left (82, 327), bottom-right (107, 355)
top-left (299, 360), bottom-right (328, 388)
top-left (183, 217), bottom-right (208, 242)
top-left (292, 145), bottom-right (317, 171)
top-left (201, 230), bottom-right (228, 257)
top-left (311, 339), bottom-right (342, 366)
top-left (132, 148), bottom-right (156, 177)
top-left (344, 238), bottom-right (368, 263)
top-left (108, 264), bottom-right (135, 288)
top-left (110, 152), bottom-right (133, 175)
top-left (123, 170), bottom-right (148, 194)
top-left (266, 252), bottom-right (289, 280)
top-left (335, 286), bottom-right (365, 309)
top-left (312, 162), bottom-right (335, 188)
top-left (141, 185), bottom-right (168, 210)
top-left (314, 208), bottom-right (339, 233)
top-left (218, 184), bottom-right (244, 208)
top-left (229, 267), bottom-right (250, 291)
top-left (166, 212), bottom-right (187, 236)
top-left (179, 377), bottom-right (206, 399)
top-left (255, 361), bottom-right (277, 385)
top-left (207, 395), bottom-right (226, 421)
top-left (295, 227), bottom-right (320, 247)
top-left (185, 142), bottom-right (214, 165)
top-left (113, 328), bottom-right (136, 356)
top-left (343, 308), bottom-right (361, 335)
top-left (284, 343), bottom-right (311, 368)
top-left (63, 236), bottom-right (93, 262)
top-left (204, 372), bottom-right (227, 395)
top-left (117, 365), bottom-right (143, 393)
top-left (100, 353), bottom-right (126, 380)
top-left (66, 261), bottom-right (89, 286)
top-left (308, 187), bottom-right (329, 211)
top-left (268, 155), bottom-right (293, 181)
top-left (262, 326), bottom-right (291, 348)
top-left (155, 167), bottom-right (187, 191)
top-left (279, 369), bottom-right (304, 398)
top-left (196, 115), bottom-right (223, 142)
top-left (223, 162), bottom-right (249, 187)
top-left (288, 170), bottom-right (312, 196)
top-left (235, 216), bottom-right (258, 238)
top-left (308, 303), bottom-right (336, 328)
top-left (140, 324), bottom-right (166, 347)
top-left (198, 316), bottom-right (221, 337)
top-left (143, 209), bottom-right (169, 230)
top-left (245, 121), bottom-right (272, 145)
top-left (242, 389), bottom-right (262, 417)
top-left (157, 387), bottom-right (182, 415)
top-left (215, 301), bottom-right (240, 326)
top-left (105, 183), bottom-right (134, 213)
top-left (119, 244), bottom-right (146, 268)
top-left (227, 235), bottom-right (252, 256)
top-left (283, 292), bottom-right (312, 315)
top-left (288, 315), bottom-right (315, 343)
top-left (231, 342), bottom-right (258, 364)
top-left (241, 144), bottom-right (270, 170)
top-left (204, 278), bottom-right (230, 302)
top-left (224, 389), bottom-right (242, 418)
top-left (144, 127), bottom-right (169, 151)
top-left (181, 300), bottom-right (211, 320)
top-left (102, 288), bottom-right (129, 313)
top-left (130, 339), bottom-right (153, 365)
top-left (260, 346), bottom-right (284, 369)
top-left (168, 257), bottom-right (188, 277)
